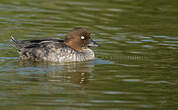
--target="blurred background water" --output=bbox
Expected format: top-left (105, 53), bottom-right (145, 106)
top-left (0, 0), bottom-right (178, 110)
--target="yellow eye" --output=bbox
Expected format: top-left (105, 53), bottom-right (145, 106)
top-left (81, 36), bottom-right (85, 40)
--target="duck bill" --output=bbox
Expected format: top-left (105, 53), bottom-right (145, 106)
top-left (88, 39), bottom-right (99, 47)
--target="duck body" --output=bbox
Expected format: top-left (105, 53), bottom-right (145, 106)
top-left (10, 27), bottom-right (98, 62)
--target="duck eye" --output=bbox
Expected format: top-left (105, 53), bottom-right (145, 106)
top-left (81, 36), bottom-right (85, 40)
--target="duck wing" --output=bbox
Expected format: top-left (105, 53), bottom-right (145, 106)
top-left (10, 36), bottom-right (64, 50)
top-left (21, 38), bottom-right (64, 43)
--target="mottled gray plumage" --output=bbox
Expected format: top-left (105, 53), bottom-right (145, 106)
top-left (10, 27), bottom-right (99, 62)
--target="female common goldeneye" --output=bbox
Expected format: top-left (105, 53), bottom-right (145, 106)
top-left (10, 27), bottom-right (99, 62)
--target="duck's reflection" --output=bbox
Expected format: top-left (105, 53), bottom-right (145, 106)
top-left (19, 60), bottom-right (94, 86)
top-left (47, 62), bottom-right (94, 85)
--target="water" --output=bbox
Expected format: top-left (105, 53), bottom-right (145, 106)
top-left (0, 0), bottom-right (178, 110)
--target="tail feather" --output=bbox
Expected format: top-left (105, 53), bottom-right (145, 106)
top-left (10, 36), bottom-right (22, 49)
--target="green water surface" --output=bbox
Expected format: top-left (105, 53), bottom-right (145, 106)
top-left (0, 0), bottom-right (178, 110)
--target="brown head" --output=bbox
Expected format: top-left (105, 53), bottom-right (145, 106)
top-left (64, 27), bottom-right (99, 51)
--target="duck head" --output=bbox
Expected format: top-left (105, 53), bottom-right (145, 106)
top-left (64, 27), bottom-right (99, 51)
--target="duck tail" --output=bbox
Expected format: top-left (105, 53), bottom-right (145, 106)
top-left (10, 36), bottom-right (22, 50)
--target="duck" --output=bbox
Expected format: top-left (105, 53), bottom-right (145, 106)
top-left (10, 27), bottom-right (99, 62)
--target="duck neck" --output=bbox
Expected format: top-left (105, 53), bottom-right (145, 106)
top-left (65, 42), bottom-right (82, 51)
